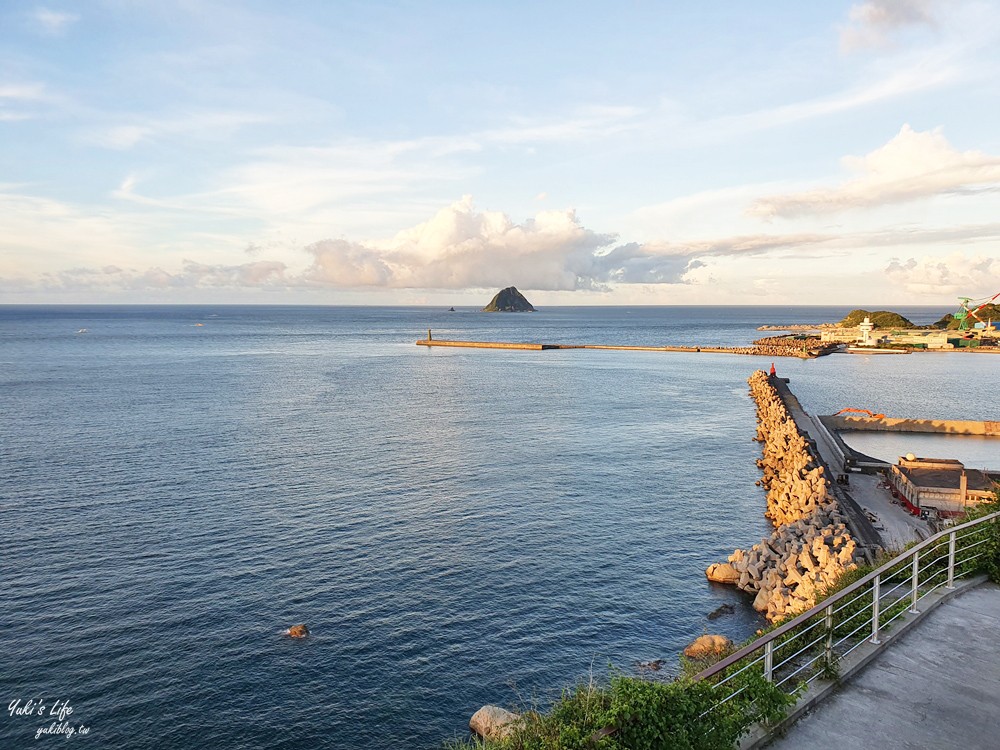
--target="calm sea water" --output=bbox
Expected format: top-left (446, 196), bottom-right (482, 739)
top-left (1, 305), bottom-right (995, 749)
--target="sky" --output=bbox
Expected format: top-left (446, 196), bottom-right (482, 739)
top-left (2, 0), bottom-right (1000, 306)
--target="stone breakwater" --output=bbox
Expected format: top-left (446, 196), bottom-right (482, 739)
top-left (751, 335), bottom-right (841, 356)
top-left (706, 371), bottom-right (857, 622)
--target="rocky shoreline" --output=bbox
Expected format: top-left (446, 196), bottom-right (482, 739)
top-left (706, 371), bottom-right (858, 622)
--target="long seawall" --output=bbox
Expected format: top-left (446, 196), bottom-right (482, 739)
top-left (417, 338), bottom-right (826, 358)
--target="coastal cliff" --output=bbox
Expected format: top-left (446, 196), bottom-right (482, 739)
top-left (706, 371), bottom-right (857, 621)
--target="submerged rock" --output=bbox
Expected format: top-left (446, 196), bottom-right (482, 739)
top-left (482, 286), bottom-right (536, 312)
top-left (469, 705), bottom-right (520, 740)
top-left (707, 603), bottom-right (735, 620)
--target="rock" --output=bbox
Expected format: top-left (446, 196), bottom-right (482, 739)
top-left (707, 603), bottom-right (735, 620)
top-left (684, 634), bottom-right (733, 660)
top-left (482, 286), bottom-right (536, 312)
top-left (706, 562), bottom-right (740, 584)
top-left (637, 659), bottom-right (665, 671)
top-left (286, 624), bottom-right (309, 638)
top-left (469, 705), bottom-right (520, 740)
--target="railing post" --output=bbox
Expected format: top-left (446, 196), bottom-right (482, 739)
top-left (871, 574), bottom-right (881, 644)
top-left (764, 640), bottom-right (773, 682)
top-left (910, 549), bottom-right (920, 614)
top-left (946, 531), bottom-right (957, 589)
top-left (824, 604), bottom-right (834, 669)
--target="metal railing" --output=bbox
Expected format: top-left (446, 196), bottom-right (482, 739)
top-left (695, 510), bottom-right (999, 708)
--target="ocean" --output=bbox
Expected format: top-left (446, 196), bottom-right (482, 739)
top-left (1, 305), bottom-right (996, 749)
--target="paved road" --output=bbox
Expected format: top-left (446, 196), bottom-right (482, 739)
top-left (765, 583), bottom-right (1000, 750)
top-left (846, 473), bottom-right (929, 551)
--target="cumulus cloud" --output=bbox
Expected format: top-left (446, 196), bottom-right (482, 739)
top-left (749, 125), bottom-right (1000, 219)
top-left (297, 200), bottom-right (838, 290)
top-left (841, 0), bottom-right (936, 50)
top-left (301, 197), bottom-right (616, 290)
top-left (885, 252), bottom-right (999, 296)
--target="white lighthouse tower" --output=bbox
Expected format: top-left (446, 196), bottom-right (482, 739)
top-left (858, 316), bottom-right (874, 346)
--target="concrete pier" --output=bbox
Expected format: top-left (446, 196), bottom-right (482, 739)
top-left (827, 415), bottom-right (1000, 436)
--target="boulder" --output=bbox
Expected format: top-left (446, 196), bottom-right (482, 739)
top-left (286, 624), bottom-right (309, 638)
top-left (470, 705), bottom-right (520, 740)
top-left (706, 563), bottom-right (740, 584)
top-left (683, 634), bottom-right (733, 660)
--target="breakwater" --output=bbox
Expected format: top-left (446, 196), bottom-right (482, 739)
top-left (417, 337), bottom-right (827, 358)
top-left (752, 334), bottom-right (841, 356)
top-left (706, 371), bottom-right (858, 622)
top-left (827, 415), bottom-right (1000, 436)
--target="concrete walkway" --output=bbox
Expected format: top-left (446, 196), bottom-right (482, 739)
top-left (765, 583), bottom-right (1000, 750)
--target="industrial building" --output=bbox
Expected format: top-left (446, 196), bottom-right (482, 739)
top-left (888, 456), bottom-right (999, 518)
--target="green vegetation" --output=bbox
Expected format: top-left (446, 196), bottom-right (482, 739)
top-left (446, 670), bottom-right (793, 750)
top-left (933, 303), bottom-right (1000, 330)
top-left (960, 491), bottom-right (1000, 582)
top-left (837, 309), bottom-right (916, 329)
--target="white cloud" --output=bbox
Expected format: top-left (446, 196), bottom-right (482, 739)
top-left (885, 252), bottom-right (1000, 297)
top-left (33, 7), bottom-right (80, 35)
top-left (749, 125), bottom-right (1000, 219)
top-left (302, 196), bottom-right (617, 291)
top-left (841, 0), bottom-right (936, 51)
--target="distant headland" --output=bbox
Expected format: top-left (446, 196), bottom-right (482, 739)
top-left (482, 287), bottom-right (535, 312)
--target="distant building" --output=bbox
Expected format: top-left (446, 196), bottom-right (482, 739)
top-left (889, 456), bottom-right (999, 518)
top-left (820, 326), bottom-right (954, 349)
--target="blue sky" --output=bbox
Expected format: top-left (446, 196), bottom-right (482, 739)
top-left (2, 0), bottom-right (999, 305)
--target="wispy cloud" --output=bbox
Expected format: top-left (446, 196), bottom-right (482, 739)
top-left (0, 82), bottom-right (49, 121)
top-left (705, 64), bottom-right (956, 138)
top-left (748, 125), bottom-right (1000, 218)
top-left (33, 7), bottom-right (80, 35)
top-left (0, 83), bottom-right (47, 100)
top-left (481, 105), bottom-right (645, 145)
top-left (87, 110), bottom-right (275, 150)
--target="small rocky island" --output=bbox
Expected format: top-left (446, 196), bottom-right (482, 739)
top-left (482, 286), bottom-right (535, 312)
